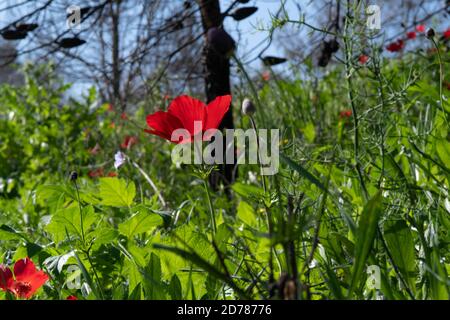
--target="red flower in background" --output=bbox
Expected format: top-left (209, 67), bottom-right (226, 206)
top-left (339, 110), bottom-right (352, 118)
top-left (120, 112), bottom-right (128, 120)
top-left (107, 172), bottom-right (118, 177)
top-left (358, 54), bottom-right (369, 64)
top-left (416, 25), bottom-right (426, 33)
top-left (145, 95), bottom-right (231, 144)
top-left (407, 31), bottom-right (416, 39)
top-left (262, 71), bottom-right (270, 81)
top-left (0, 258), bottom-right (49, 299)
top-left (121, 135), bottom-right (138, 149)
top-left (88, 167), bottom-right (104, 178)
top-left (66, 295), bottom-right (78, 300)
top-left (386, 39), bottom-right (405, 52)
top-left (443, 28), bottom-right (450, 39)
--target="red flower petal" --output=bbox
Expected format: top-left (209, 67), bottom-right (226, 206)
top-left (444, 28), bottom-right (450, 39)
top-left (67, 295), bottom-right (78, 300)
top-left (146, 111), bottom-right (185, 142)
top-left (13, 258), bottom-right (49, 299)
top-left (167, 95), bottom-right (206, 136)
top-left (416, 25), bottom-right (425, 33)
top-left (0, 265), bottom-right (13, 291)
top-left (358, 55), bottom-right (369, 64)
top-left (204, 95), bottom-right (231, 132)
top-left (407, 31), bottom-right (416, 39)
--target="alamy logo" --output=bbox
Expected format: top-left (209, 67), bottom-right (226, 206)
top-left (366, 5), bottom-right (381, 30)
top-left (366, 265), bottom-right (381, 290)
top-left (67, 5), bottom-right (81, 30)
top-left (170, 121), bottom-right (280, 175)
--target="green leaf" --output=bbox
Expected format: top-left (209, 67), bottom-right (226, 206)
top-left (302, 122), bottom-right (316, 143)
top-left (169, 274), bottom-right (182, 300)
top-left (118, 211), bottom-right (163, 238)
top-left (99, 177), bottom-right (136, 207)
top-left (232, 182), bottom-right (264, 200)
top-left (280, 153), bottom-right (327, 192)
top-left (383, 219), bottom-right (416, 294)
top-left (349, 191), bottom-right (383, 297)
top-left (45, 205), bottom-right (98, 243)
top-left (237, 201), bottom-right (256, 226)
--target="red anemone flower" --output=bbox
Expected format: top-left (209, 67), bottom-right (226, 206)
top-left (358, 54), bottom-right (369, 64)
top-left (121, 135), bottom-right (138, 149)
top-left (406, 31), bottom-right (416, 39)
top-left (66, 295), bottom-right (78, 300)
top-left (0, 258), bottom-right (49, 299)
top-left (262, 71), bottom-right (270, 81)
top-left (145, 95), bottom-right (231, 144)
top-left (416, 25), bottom-right (426, 33)
top-left (444, 28), bottom-right (450, 40)
top-left (88, 167), bottom-right (104, 178)
top-left (107, 172), bottom-right (118, 177)
top-left (386, 39), bottom-right (405, 52)
top-left (339, 110), bottom-right (352, 118)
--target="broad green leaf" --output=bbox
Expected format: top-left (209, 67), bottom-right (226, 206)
top-left (45, 205), bottom-right (98, 243)
top-left (99, 177), bottom-right (136, 207)
top-left (384, 219), bottom-right (416, 294)
top-left (349, 191), bottom-right (383, 297)
top-left (232, 182), bottom-right (264, 200)
top-left (118, 212), bottom-right (163, 238)
top-left (237, 201), bottom-right (256, 226)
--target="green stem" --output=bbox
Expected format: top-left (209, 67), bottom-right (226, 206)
top-left (73, 181), bottom-right (85, 245)
top-left (203, 179), bottom-right (217, 236)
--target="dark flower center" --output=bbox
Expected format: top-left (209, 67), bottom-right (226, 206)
top-left (15, 281), bottom-right (32, 298)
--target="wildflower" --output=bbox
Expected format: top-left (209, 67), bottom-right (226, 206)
top-left (358, 54), bottom-right (369, 64)
top-left (262, 71), bottom-right (270, 81)
top-left (339, 110), bottom-right (352, 118)
top-left (386, 39), bottom-right (404, 52)
top-left (114, 151), bottom-right (126, 169)
top-left (241, 98), bottom-right (256, 116)
top-left (145, 95), bottom-right (231, 144)
top-left (406, 31), bottom-right (416, 39)
top-left (0, 258), bottom-right (49, 299)
top-left (416, 25), bottom-right (426, 33)
top-left (107, 172), bottom-right (118, 177)
top-left (443, 28), bottom-right (450, 40)
top-left (66, 295), bottom-right (78, 300)
top-left (120, 112), bottom-right (128, 120)
top-left (88, 168), bottom-right (104, 178)
top-left (120, 136), bottom-right (138, 149)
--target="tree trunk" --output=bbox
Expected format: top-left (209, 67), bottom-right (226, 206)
top-left (198, 0), bottom-right (235, 190)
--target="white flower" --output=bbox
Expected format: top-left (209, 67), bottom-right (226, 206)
top-left (114, 151), bottom-right (126, 169)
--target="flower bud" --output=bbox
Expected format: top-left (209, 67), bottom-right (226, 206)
top-left (69, 171), bottom-right (78, 181)
top-left (426, 28), bottom-right (435, 39)
top-left (241, 98), bottom-right (256, 116)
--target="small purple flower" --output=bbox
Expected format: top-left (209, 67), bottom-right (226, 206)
top-left (114, 151), bottom-right (126, 169)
